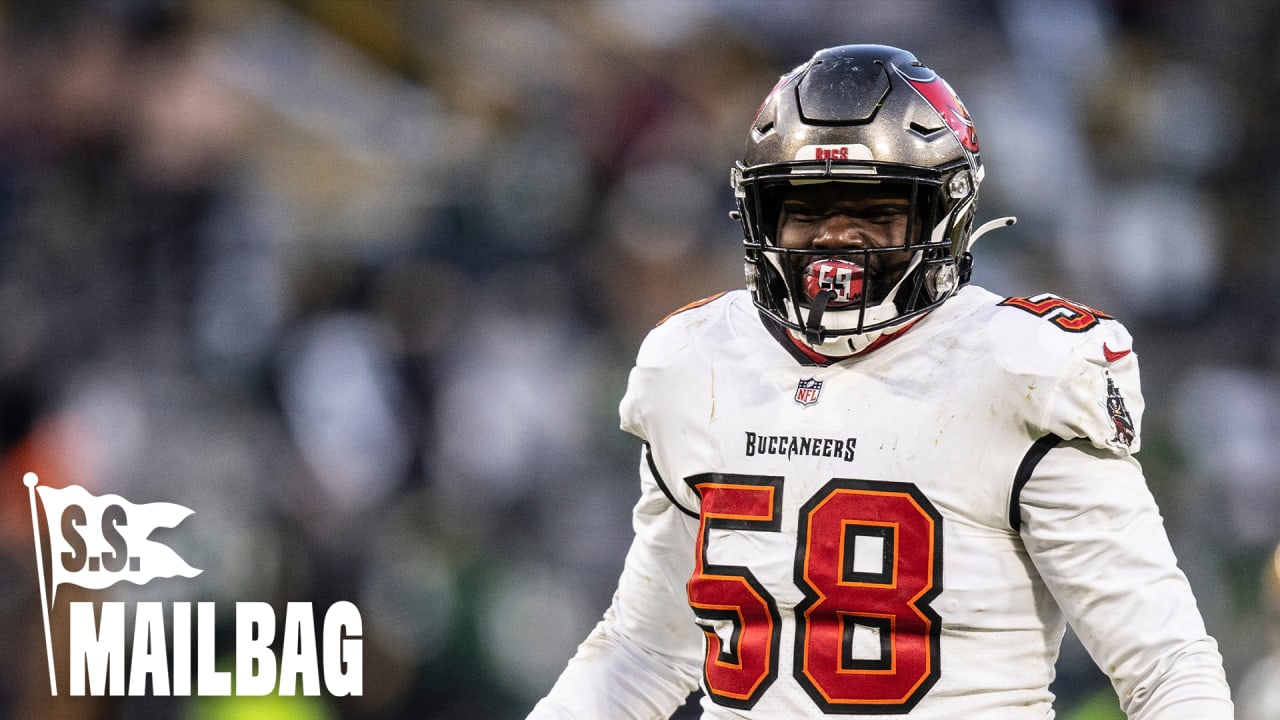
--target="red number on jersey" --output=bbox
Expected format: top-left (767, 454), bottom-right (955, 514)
top-left (999, 293), bottom-right (1113, 332)
top-left (686, 475), bottom-right (942, 712)
top-left (686, 474), bottom-right (783, 707)
top-left (795, 480), bottom-right (942, 711)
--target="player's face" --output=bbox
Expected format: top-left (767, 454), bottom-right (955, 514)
top-left (776, 182), bottom-right (919, 277)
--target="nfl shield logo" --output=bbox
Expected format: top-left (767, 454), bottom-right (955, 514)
top-left (794, 377), bottom-right (823, 407)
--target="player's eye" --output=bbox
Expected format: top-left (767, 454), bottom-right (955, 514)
top-left (862, 203), bottom-right (909, 223)
top-left (783, 202), bottom-right (823, 220)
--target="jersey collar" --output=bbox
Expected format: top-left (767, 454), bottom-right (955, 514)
top-left (759, 310), bottom-right (924, 366)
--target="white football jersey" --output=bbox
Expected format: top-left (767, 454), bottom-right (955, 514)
top-left (528, 286), bottom-right (1232, 719)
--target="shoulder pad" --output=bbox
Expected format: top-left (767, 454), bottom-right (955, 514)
top-left (989, 293), bottom-right (1143, 454)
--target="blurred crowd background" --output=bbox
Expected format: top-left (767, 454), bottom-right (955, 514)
top-left (0, 0), bottom-right (1277, 718)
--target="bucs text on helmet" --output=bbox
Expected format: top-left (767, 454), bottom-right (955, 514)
top-left (733, 44), bottom-right (1012, 356)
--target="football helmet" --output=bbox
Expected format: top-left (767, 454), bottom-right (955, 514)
top-left (734, 44), bottom-right (1008, 356)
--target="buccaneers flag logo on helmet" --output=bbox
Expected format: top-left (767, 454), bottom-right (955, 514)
top-left (902, 73), bottom-right (980, 153)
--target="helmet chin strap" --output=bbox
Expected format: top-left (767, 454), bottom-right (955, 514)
top-left (794, 250), bottom-right (924, 354)
top-left (803, 289), bottom-right (833, 345)
top-left (795, 300), bottom-right (901, 356)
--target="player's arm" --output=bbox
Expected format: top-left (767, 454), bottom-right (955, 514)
top-left (526, 445), bottom-right (703, 719)
top-left (1016, 439), bottom-right (1233, 719)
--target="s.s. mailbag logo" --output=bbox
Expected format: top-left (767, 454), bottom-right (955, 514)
top-left (23, 472), bottom-right (362, 697)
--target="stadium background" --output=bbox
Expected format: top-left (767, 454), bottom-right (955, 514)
top-left (0, 0), bottom-right (1276, 718)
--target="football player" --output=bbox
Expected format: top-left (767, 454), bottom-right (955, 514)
top-left (527, 44), bottom-right (1233, 719)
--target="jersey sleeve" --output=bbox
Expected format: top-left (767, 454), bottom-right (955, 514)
top-left (1040, 319), bottom-right (1144, 455)
top-left (617, 302), bottom-right (717, 513)
top-left (986, 297), bottom-right (1144, 456)
top-left (526, 447), bottom-right (703, 719)
top-left (1016, 439), bottom-right (1234, 718)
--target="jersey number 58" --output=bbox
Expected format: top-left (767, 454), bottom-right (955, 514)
top-left (686, 475), bottom-right (942, 714)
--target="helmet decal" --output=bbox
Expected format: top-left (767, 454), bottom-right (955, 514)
top-left (900, 71), bottom-right (980, 153)
top-left (794, 144), bottom-right (874, 162)
top-left (751, 68), bottom-right (801, 133)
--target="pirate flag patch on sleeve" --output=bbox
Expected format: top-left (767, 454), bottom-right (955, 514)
top-left (1105, 371), bottom-right (1136, 448)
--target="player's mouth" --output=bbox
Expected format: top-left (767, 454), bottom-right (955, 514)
top-left (802, 258), bottom-right (864, 308)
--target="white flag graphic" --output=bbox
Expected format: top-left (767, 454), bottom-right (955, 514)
top-left (34, 483), bottom-right (202, 604)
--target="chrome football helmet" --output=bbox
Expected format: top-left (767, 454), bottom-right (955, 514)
top-left (734, 44), bottom-right (1010, 356)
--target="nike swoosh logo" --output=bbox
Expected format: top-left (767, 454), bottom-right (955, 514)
top-left (1103, 343), bottom-right (1132, 363)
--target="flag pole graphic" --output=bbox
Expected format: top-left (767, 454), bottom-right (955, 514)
top-left (24, 472), bottom-right (57, 696)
